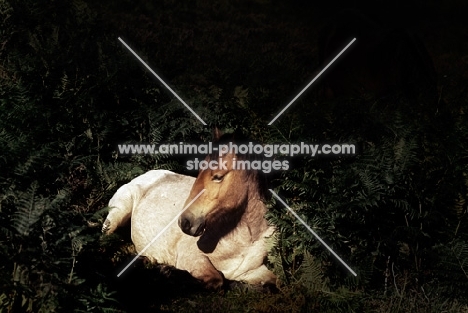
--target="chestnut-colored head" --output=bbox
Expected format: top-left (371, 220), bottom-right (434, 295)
top-left (178, 130), bottom-right (267, 237)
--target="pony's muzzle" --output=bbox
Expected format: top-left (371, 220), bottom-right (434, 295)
top-left (179, 212), bottom-right (205, 237)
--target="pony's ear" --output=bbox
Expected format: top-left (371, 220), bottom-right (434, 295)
top-left (213, 127), bottom-right (223, 141)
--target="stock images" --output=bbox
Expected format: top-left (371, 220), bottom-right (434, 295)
top-left (1, 0), bottom-right (467, 312)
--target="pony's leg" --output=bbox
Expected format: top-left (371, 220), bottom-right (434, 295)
top-left (176, 253), bottom-right (224, 290)
top-left (234, 264), bottom-right (277, 286)
top-left (102, 170), bottom-right (174, 234)
top-left (102, 184), bottom-right (137, 234)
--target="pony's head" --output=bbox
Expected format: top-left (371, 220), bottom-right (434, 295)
top-left (178, 129), bottom-right (267, 237)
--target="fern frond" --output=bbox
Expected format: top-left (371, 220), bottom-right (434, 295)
top-left (449, 239), bottom-right (468, 280)
top-left (295, 251), bottom-right (327, 293)
top-left (12, 182), bottom-right (45, 236)
top-left (265, 231), bottom-right (288, 284)
top-left (394, 136), bottom-right (419, 172)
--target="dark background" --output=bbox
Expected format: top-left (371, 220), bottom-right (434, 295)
top-left (1, 0), bottom-right (467, 312)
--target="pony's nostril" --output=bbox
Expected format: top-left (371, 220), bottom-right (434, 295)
top-left (180, 217), bottom-right (191, 234)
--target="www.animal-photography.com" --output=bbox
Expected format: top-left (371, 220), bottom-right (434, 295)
top-left (1, 0), bottom-right (467, 312)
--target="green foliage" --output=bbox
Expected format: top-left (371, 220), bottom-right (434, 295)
top-left (11, 182), bottom-right (44, 237)
top-left (265, 89), bottom-right (468, 308)
top-left (0, 0), bottom-right (176, 311)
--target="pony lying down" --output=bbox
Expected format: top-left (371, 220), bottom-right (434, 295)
top-left (102, 133), bottom-right (277, 290)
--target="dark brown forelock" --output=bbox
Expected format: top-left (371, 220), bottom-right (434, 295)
top-left (207, 133), bottom-right (269, 201)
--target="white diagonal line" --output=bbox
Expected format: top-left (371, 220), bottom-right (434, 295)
top-left (268, 38), bottom-right (356, 125)
top-left (117, 189), bottom-right (206, 277)
top-left (269, 189), bottom-right (357, 276)
top-left (118, 37), bottom-right (207, 125)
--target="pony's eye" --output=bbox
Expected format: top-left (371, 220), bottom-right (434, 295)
top-left (212, 174), bottom-right (225, 182)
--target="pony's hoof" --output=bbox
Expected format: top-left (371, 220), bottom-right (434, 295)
top-left (102, 219), bottom-right (111, 234)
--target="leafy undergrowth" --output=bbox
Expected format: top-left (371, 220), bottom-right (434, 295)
top-left (117, 271), bottom-right (467, 313)
top-left (161, 287), bottom-right (468, 313)
top-left (101, 229), bottom-right (468, 312)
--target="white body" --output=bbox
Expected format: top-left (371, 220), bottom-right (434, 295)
top-left (102, 170), bottom-right (276, 288)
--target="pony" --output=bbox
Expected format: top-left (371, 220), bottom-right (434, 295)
top-left (102, 132), bottom-right (277, 290)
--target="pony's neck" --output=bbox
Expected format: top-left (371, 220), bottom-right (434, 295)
top-left (239, 173), bottom-right (269, 241)
top-left (241, 197), bottom-right (269, 241)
